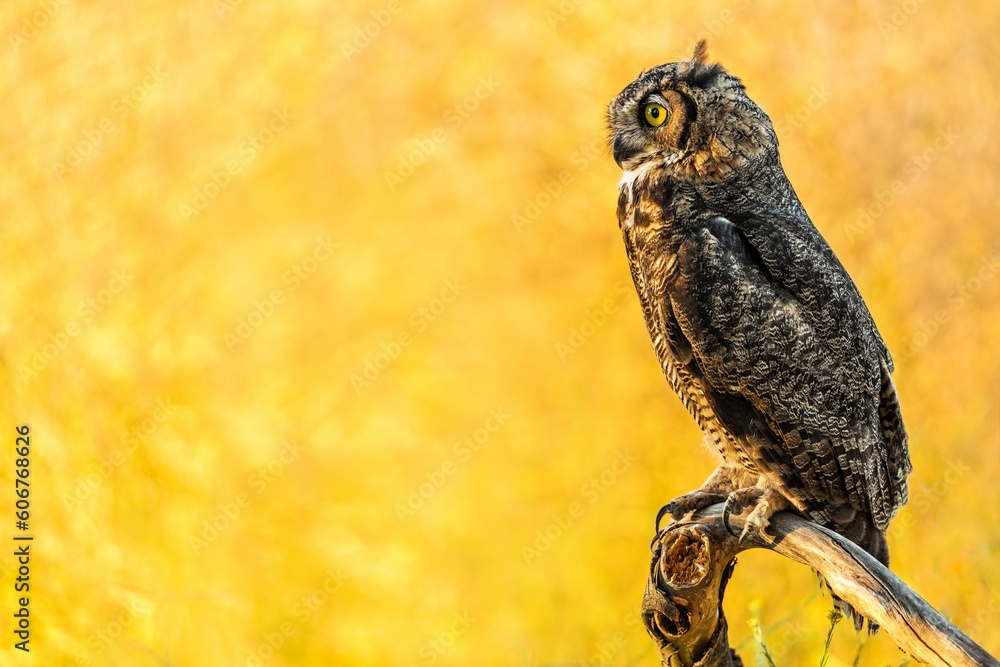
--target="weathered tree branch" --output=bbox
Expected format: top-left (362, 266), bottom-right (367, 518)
top-left (642, 503), bottom-right (999, 667)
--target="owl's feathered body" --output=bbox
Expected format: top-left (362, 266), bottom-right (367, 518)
top-left (608, 44), bottom-right (911, 626)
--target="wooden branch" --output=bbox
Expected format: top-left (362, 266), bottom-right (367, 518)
top-left (642, 503), bottom-right (999, 667)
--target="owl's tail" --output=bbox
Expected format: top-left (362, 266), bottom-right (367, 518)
top-left (816, 514), bottom-right (888, 633)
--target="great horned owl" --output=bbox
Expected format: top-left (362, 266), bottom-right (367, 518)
top-left (608, 42), bottom-right (911, 627)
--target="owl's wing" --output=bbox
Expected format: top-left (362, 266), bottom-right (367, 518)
top-left (666, 216), bottom-right (896, 529)
top-left (732, 211), bottom-right (910, 513)
top-left (731, 212), bottom-right (894, 373)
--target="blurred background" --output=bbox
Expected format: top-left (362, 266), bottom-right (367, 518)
top-left (2, 0), bottom-right (998, 664)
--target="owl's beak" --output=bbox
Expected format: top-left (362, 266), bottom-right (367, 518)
top-left (612, 138), bottom-right (628, 168)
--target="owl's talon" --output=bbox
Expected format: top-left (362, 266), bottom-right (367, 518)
top-left (722, 487), bottom-right (765, 539)
top-left (739, 513), bottom-right (766, 543)
top-left (723, 486), bottom-right (789, 543)
top-left (657, 491), bottom-right (729, 532)
top-left (654, 504), bottom-right (672, 533)
top-left (649, 531), bottom-right (662, 551)
top-left (722, 503), bottom-right (740, 538)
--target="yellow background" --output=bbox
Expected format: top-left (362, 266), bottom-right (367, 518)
top-left (2, 0), bottom-right (998, 665)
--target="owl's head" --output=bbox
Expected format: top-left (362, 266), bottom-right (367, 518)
top-left (607, 41), bottom-right (777, 180)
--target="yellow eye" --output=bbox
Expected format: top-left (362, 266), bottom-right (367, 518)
top-left (644, 103), bottom-right (668, 127)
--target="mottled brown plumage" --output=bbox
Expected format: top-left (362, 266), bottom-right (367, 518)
top-left (608, 42), bottom-right (911, 630)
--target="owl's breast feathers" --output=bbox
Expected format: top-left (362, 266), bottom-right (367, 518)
top-left (619, 168), bottom-right (911, 531)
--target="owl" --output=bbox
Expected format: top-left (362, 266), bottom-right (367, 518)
top-left (608, 42), bottom-right (911, 628)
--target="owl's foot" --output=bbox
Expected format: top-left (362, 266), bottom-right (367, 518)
top-left (722, 486), bottom-right (792, 543)
top-left (655, 491), bottom-right (729, 532)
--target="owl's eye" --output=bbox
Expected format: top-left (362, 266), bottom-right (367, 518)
top-left (643, 103), bottom-right (668, 128)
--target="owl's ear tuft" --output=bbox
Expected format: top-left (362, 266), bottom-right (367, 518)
top-left (691, 40), bottom-right (709, 64)
top-left (680, 40), bottom-right (724, 89)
